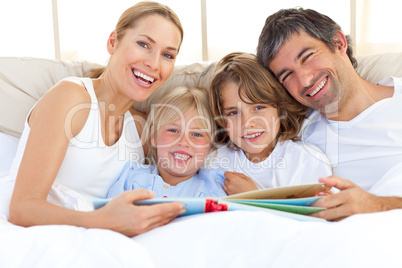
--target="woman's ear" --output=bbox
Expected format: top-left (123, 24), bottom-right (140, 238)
top-left (107, 30), bottom-right (118, 55)
top-left (333, 30), bottom-right (348, 54)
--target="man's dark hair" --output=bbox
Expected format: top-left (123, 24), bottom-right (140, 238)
top-left (256, 8), bottom-right (357, 71)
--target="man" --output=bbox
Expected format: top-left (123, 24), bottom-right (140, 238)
top-left (256, 8), bottom-right (402, 221)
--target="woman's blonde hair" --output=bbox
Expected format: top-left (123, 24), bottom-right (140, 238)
top-left (89, 1), bottom-right (183, 78)
top-left (142, 86), bottom-right (216, 165)
top-left (209, 52), bottom-right (307, 150)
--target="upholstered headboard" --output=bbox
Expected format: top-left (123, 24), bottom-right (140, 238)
top-left (1, 53), bottom-right (402, 137)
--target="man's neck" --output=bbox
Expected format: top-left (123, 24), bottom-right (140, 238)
top-left (322, 80), bottom-right (394, 121)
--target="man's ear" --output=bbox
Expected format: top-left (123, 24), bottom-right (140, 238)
top-left (333, 30), bottom-right (348, 54)
top-left (107, 30), bottom-right (118, 55)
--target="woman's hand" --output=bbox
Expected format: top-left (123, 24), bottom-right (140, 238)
top-left (93, 189), bottom-right (185, 237)
top-left (223, 171), bottom-right (259, 195)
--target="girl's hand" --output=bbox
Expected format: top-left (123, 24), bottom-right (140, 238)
top-left (93, 189), bottom-right (185, 237)
top-left (223, 171), bottom-right (259, 195)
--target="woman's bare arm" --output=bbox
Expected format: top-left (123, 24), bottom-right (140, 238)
top-left (9, 80), bottom-right (184, 235)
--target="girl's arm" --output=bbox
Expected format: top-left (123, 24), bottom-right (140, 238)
top-left (9, 80), bottom-right (184, 236)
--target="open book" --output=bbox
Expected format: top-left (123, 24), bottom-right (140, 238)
top-left (93, 183), bottom-right (330, 222)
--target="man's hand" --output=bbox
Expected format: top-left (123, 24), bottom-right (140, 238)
top-left (310, 175), bottom-right (402, 221)
top-left (223, 171), bottom-right (259, 195)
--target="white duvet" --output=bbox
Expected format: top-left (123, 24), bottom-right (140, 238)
top-left (1, 132), bottom-right (401, 268)
top-left (1, 180), bottom-right (402, 268)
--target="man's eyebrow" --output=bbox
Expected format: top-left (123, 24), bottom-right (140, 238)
top-left (140, 34), bottom-right (178, 52)
top-left (275, 47), bottom-right (312, 79)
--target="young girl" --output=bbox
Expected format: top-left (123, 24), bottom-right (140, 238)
top-left (208, 52), bottom-right (332, 195)
top-left (107, 86), bottom-right (226, 198)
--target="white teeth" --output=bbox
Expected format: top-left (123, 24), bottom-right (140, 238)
top-left (133, 70), bottom-right (155, 84)
top-left (172, 153), bottom-right (191, 161)
top-left (309, 77), bottom-right (327, 97)
top-left (243, 132), bottom-right (262, 139)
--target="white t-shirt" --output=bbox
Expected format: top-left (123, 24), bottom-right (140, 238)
top-left (301, 76), bottom-right (402, 194)
top-left (206, 140), bottom-right (332, 189)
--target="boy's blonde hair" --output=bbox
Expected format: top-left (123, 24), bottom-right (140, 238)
top-left (142, 86), bottom-right (216, 165)
top-left (209, 52), bottom-right (307, 149)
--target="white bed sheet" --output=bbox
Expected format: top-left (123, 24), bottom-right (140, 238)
top-left (1, 133), bottom-right (401, 267)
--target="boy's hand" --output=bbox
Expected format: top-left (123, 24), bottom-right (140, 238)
top-left (223, 171), bottom-right (259, 195)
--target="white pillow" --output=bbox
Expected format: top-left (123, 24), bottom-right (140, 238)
top-left (0, 132), bottom-right (19, 178)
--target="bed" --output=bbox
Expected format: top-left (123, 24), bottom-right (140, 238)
top-left (1, 54), bottom-right (402, 267)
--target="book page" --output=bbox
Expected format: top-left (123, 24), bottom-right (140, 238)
top-left (222, 183), bottom-right (331, 200)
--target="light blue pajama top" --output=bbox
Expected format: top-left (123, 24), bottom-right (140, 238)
top-left (107, 162), bottom-right (227, 198)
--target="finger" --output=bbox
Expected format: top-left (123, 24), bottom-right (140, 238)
top-left (309, 206), bottom-right (350, 221)
top-left (138, 202), bottom-right (184, 230)
top-left (222, 184), bottom-right (229, 194)
top-left (318, 175), bottom-right (356, 191)
top-left (316, 190), bottom-right (334, 196)
top-left (120, 189), bottom-right (156, 203)
top-left (312, 193), bottom-right (346, 209)
top-left (233, 172), bottom-right (250, 180)
top-left (224, 171), bottom-right (235, 179)
top-left (145, 202), bottom-right (185, 220)
top-left (138, 213), bottom-right (177, 235)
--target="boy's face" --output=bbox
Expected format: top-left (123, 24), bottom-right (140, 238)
top-left (153, 109), bottom-right (212, 185)
top-left (221, 81), bottom-right (280, 163)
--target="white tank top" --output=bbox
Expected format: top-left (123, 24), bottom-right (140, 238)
top-left (9, 77), bottom-right (144, 204)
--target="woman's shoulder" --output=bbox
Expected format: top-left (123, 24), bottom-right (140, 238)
top-left (36, 77), bottom-right (92, 111)
top-left (29, 77), bottom-right (93, 138)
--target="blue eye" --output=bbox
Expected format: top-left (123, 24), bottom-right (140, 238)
top-left (168, 129), bottom-right (179, 133)
top-left (138, 41), bottom-right (148, 48)
top-left (163, 53), bottom-right (174, 59)
top-left (192, 133), bottom-right (202, 137)
top-left (227, 111), bottom-right (238, 116)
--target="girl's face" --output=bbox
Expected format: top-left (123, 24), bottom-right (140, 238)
top-left (152, 109), bottom-right (212, 185)
top-left (107, 14), bottom-right (182, 102)
top-left (221, 80), bottom-right (280, 163)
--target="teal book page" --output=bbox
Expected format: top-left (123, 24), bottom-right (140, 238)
top-left (226, 200), bottom-right (325, 215)
top-left (93, 198), bottom-right (209, 217)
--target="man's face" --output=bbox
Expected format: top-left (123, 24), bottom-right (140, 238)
top-left (268, 31), bottom-right (348, 117)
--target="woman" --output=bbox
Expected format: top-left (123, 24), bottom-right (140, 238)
top-left (9, 1), bottom-right (185, 237)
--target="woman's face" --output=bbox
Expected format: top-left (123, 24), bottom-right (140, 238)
top-left (107, 14), bottom-right (182, 102)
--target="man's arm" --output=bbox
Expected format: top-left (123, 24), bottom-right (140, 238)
top-left (310, 175), bottom-right (402, 221)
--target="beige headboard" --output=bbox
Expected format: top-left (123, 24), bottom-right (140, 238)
top-left (1, 53), bottom-right (402, 138)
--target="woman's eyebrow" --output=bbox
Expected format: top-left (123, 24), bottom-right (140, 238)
top-left (139, 34), bottom-right (179, 52)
